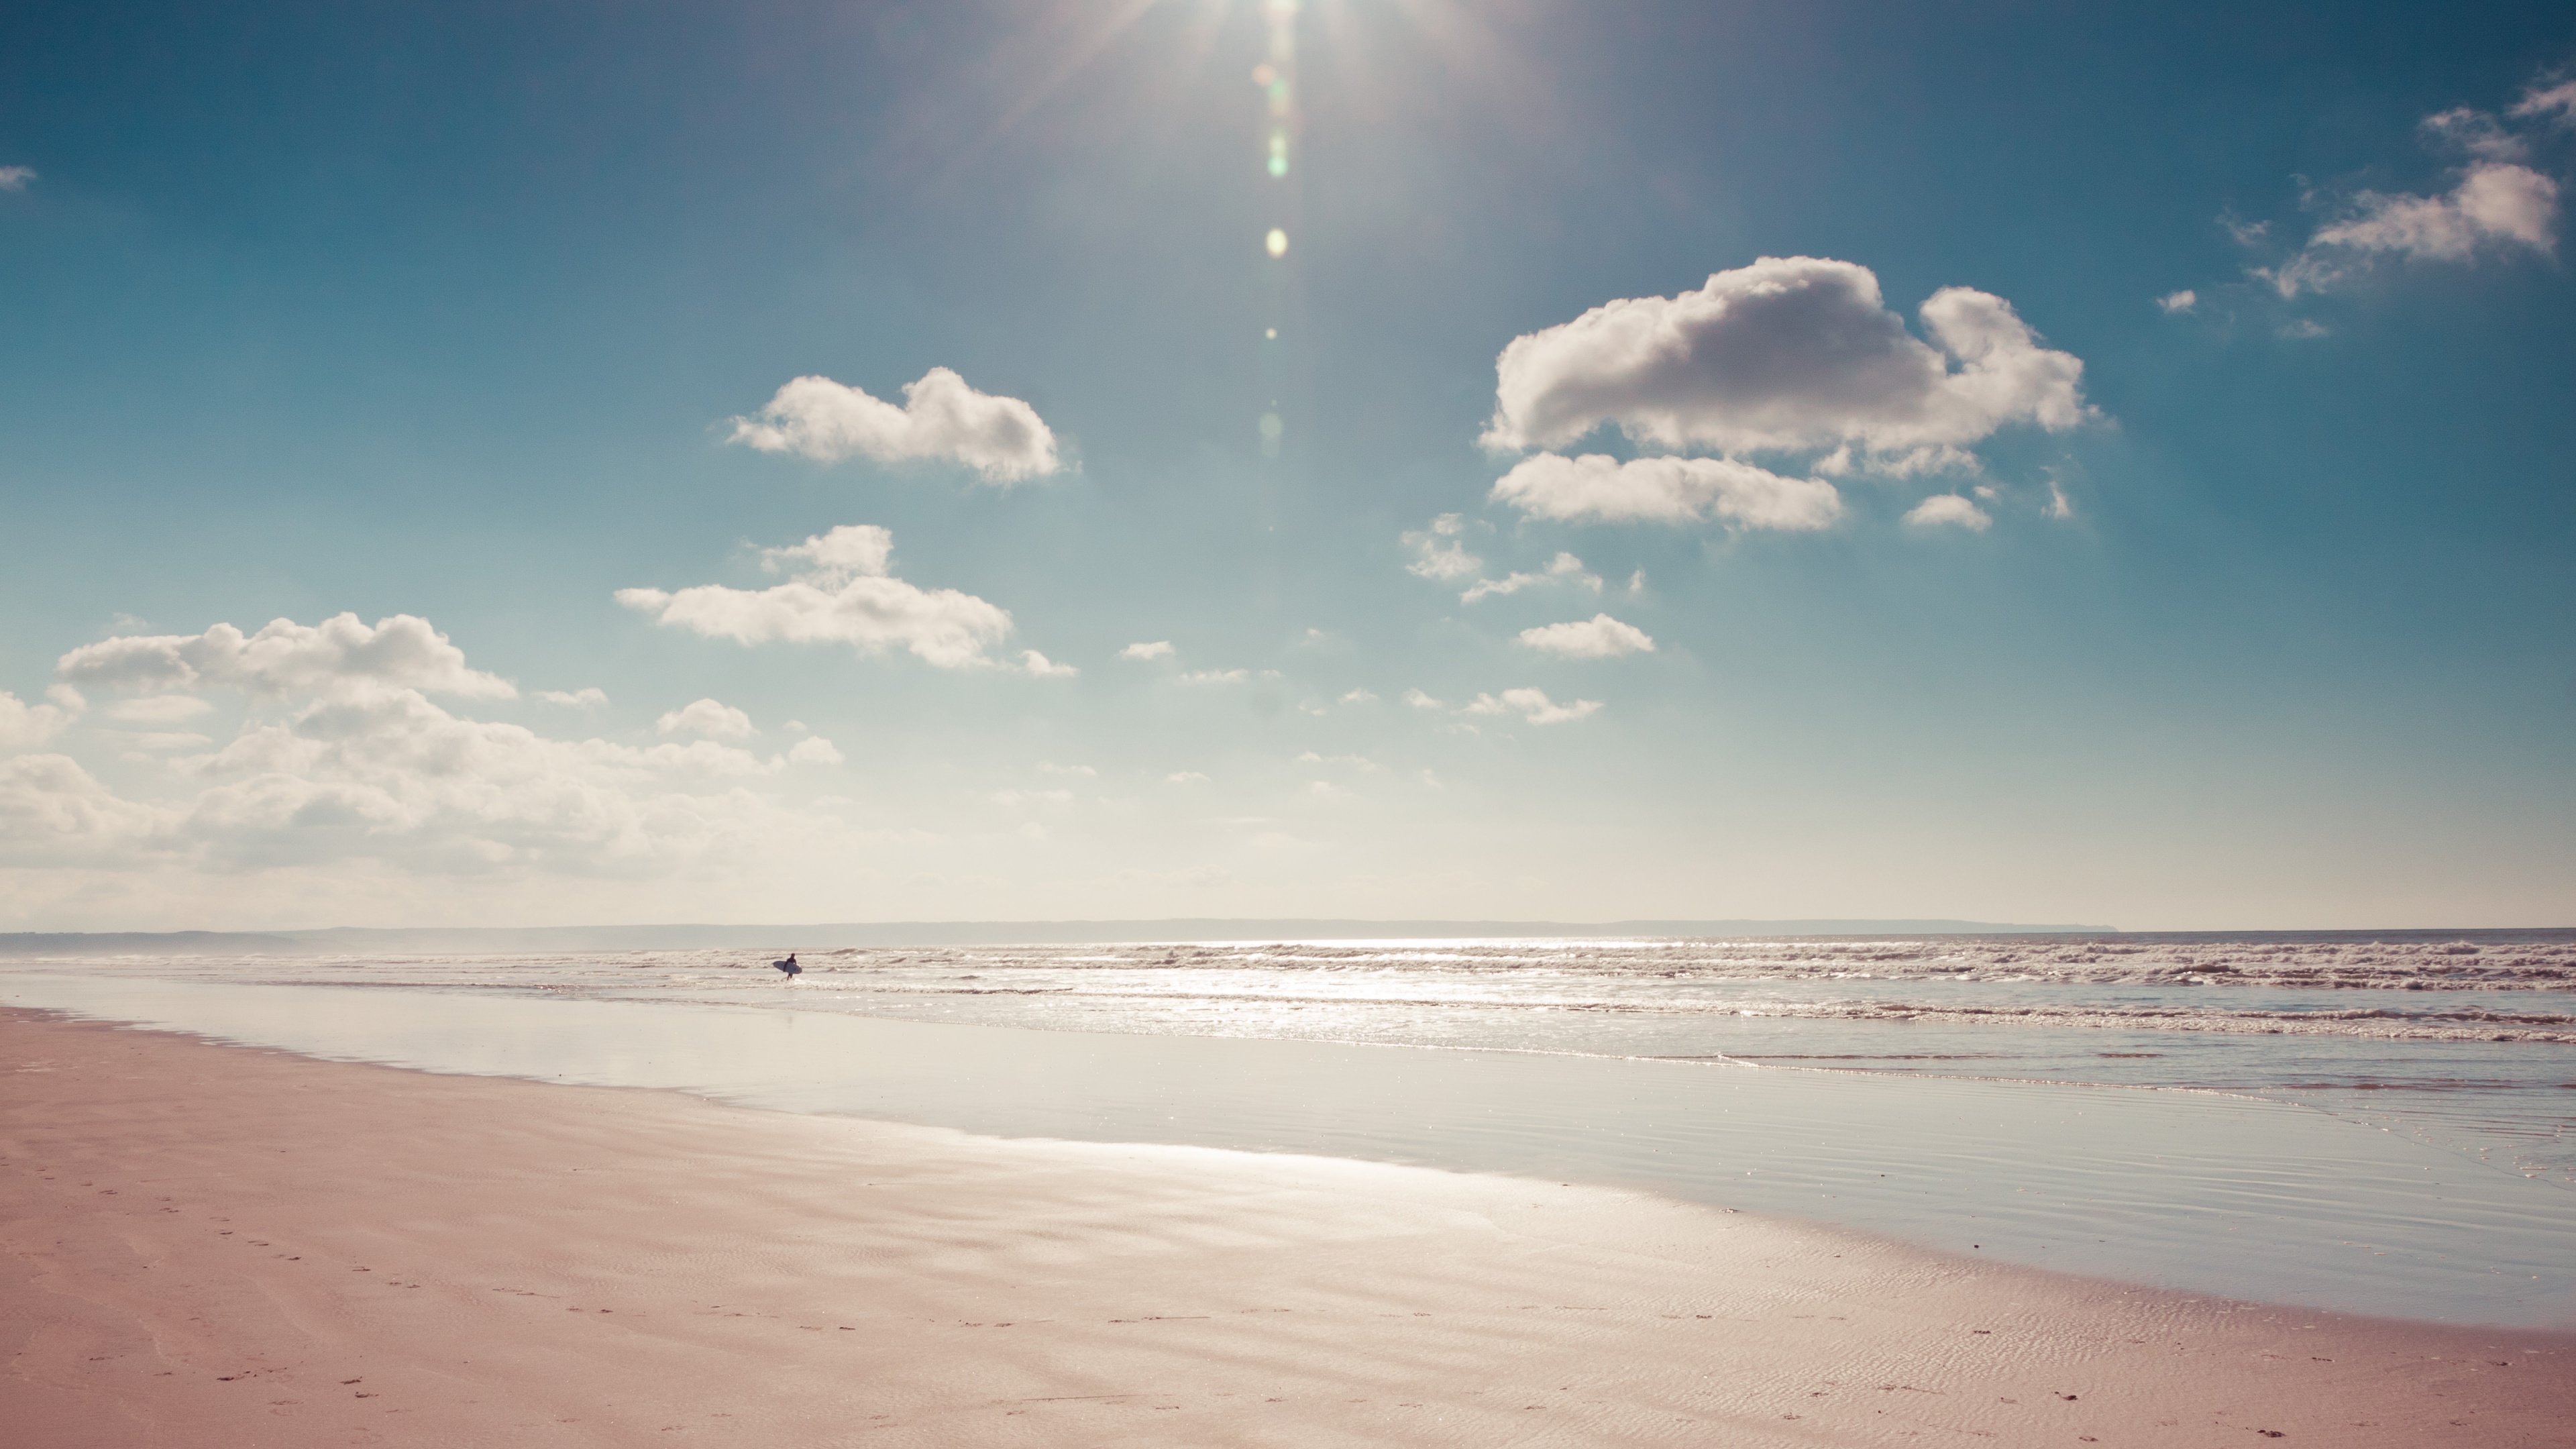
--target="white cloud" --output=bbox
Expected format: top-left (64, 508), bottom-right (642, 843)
top-left (1037, 761), bottom-right (1097, 776)
top-left (1481, 256), bottom-right (2091, 462)
top-left (658, 698), bottom-right (755, 738)
top-left (1020, 649), bottom-right (1079, 678)
top-left (1517, 614), bottom-right (1656, 659)
top-left (760, 524), bottom-right (894, 582)
top-left (1338, 688), bottom-right (1379, 705)
top-left (58, 614), bottom-right (515, 701)
top-left (1402, 688), bottom-right (1444, 710)
top-left (2512, 78), bottom-right (2576, 125)
top-left (0, 755), bottom-right (164, 863)
top-left (0, 690), bottom-right (81, 749)
top-left (2157, 290), bottom-right (2198, 314)
top-left (1166, 771), bottom-right (1210, 784)
top-left (537, 687), bottom-right (610, 708)
top-left (1460, 687), bottom-right (1601, 724)
top-left (618, 525), bottom-right (1016, 669)
top-left (1118, 640), bottom-right (1175, 661)
top-left (724, 368), bottom-right (1061, 483)
top-left (1491, 453), bottom-right (1844, 529)
top-left (1402, 513), bottom-right (1483, 581)
top-left (2249, 85), bottom-right (2568, 299)
top-left (0, 617), bottom-right (893, 883)
top-left (1180, 668), bottom-right (1249, 684)
top-left (2044, 482), bottom-right (2074, 519)
top-left (1461, 552), bottom-right (1603, 604)
top-left (1904, 494), bottom-right (1992, 531)
top-left (1295, 751), bottom-right (1375, 768)
top-left (0, 166), bottom-right (34, 193)
top-left (786, 737), bottom-right (844, 765)
top-left (2261, 162), bottom-right (2559, 298)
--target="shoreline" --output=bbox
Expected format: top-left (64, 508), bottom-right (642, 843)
top-left (5, 1008), bottom-right (2571, 1446)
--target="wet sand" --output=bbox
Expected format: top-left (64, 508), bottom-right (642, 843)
top-left (3, 1009), bottom-right (2567, 1447)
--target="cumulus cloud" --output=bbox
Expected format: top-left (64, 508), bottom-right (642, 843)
top-left (58, 614), bottom-right (514, 701)
top-left (1460, 687), bottom-right (1601, 724)
top-left (2261, 163), bottom-right (2559, 297)
top-left (2249, 85), bottom-right (2567, 299)
top-left (1402, 688), bottom-right (1444, 710)
top-left (1166, 771), bottom-right (1210, 784)
top-left (1338, 688), bottom-right (1379, 704)
top-left (2157, 290), bottom-right (2198, 314)
top-left (0, 755), bottom-right (163, 863)
top-left (0, 690), bottom-right (80, 750)
top-left (1180, 668), bottom-right (1249, 684)
top-left (724, 368), bottom-right (1061, 483)
top-left (1517, 614), bottom-right (1656, 658)
top-left (1491, 453), bottom-right (1844, 529)
top-left (105, 695), bottom-right (212, 725)
top-left (1118, 640), bottom-right (1175, 661)
top-left (1904, 494), bottom-right (1992, 531)
top-left (537, 688), bottom-right (609, 708)
top-left (0, 166), bottom-right (34, 192)
top-left (1020, 649), bottom-right (1079, 678)
top-left (1461, 553), bottom-right (1602, 604)
top-left (1, 615), bottom-right (880, 881)
top-left (1481, 256), bottom-right (2090, 462)
top-left (1402, 514), bottom-right (1483, 581)
top-left (617, 525), bottom-right (1018, 669)
top-left (658, 698), bottom-right (755, 738)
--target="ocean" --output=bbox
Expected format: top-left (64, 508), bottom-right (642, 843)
top-left (7, 926), bottom-right (2572, 1326)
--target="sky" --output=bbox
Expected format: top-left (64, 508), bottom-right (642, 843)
top-left (2, 0), bottom-right (2571, 932)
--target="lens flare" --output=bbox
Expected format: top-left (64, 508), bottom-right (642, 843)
top-left (1256, 1), bottom-right (1301, 463)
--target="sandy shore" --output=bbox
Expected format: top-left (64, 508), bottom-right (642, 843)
top-left (3, 1008), bottom-right (2567, 1446)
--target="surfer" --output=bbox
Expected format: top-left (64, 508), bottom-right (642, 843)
top-left (772, 952), bottom-right (800, 980)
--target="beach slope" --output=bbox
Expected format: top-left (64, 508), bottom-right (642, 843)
top-left (3, 1009), bottom-right (2566, 1446)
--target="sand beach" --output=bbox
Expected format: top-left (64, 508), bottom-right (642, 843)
top-left (5, 1007), bottom-right (2569, 1447)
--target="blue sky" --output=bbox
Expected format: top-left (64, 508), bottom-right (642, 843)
top-left (3, 0), bottom-right (2570, 930)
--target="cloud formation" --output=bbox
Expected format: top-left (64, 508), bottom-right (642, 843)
top-left (1481, 256), bottom-right (2090, 462)
top-left (1462, 552), bottom-right (1602, 604)
top-left (1402, 514), bottom-right (1483, 581)
top-left (617, 525), bottom-right (1018, 669)
top-left (1118, 640), bottom-right (1175, 661)
top-left (726, 367), bottom-right (1061, 483)
top-left (2254, 83), bottom-right (2567, 299)
top-left (0, 690), bottom-right (80, 750)
top-left (658, 699), bottom-right (755, 738)
top-left (0, 166), bottom-right (34, 192)
top-left (1517, 614), bottom-right (1656, 658)
top-left (1491, 453), bottom-right (1844, 529)
top-left (11, 616), bottom-right (847, 875)
top-left (1904, 494), bottom-right (1992, 531)
top-left (56, 614), bottom-right (514, 701)
top-left (1460, 687), bottom-right (1601, 724)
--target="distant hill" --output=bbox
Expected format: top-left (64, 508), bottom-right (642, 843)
top-left (0, 918), bottom-right (2119, 955)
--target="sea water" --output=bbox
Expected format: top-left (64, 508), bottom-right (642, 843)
top-left (5, 928), bottom-right (2571, 1327)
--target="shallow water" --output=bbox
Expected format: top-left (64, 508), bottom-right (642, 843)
top-left (21, 929), bottom-right (2573, 1184)
top-left (6, 971), bottom-right (2573, 1330)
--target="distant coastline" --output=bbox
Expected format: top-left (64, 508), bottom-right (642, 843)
top-left (0, 918), bottom-right (2127, 955)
